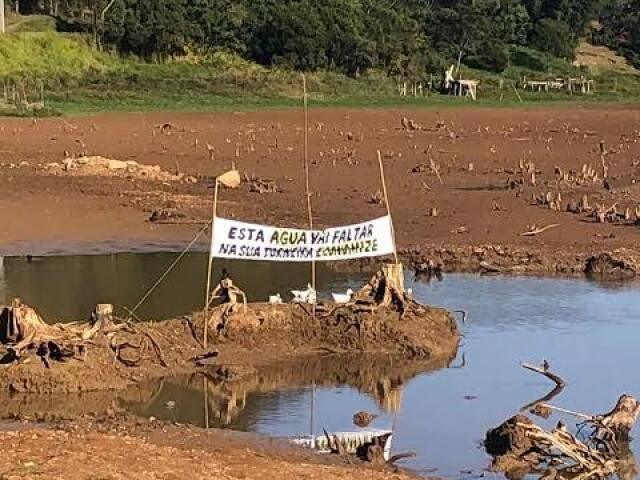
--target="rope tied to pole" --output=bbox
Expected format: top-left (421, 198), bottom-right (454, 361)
top-left (126, 222), bottom-right (211, 321)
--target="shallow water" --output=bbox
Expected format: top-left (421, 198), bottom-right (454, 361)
top-left (1, 253), bottom-right (640, 478)
top-left (128, 273), bottom-right (640, 479)
top-left (0, 253), bottom-right (367, 320)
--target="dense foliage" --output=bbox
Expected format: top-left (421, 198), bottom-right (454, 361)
top-left (596, 0), bottom-right (640, 68)
top-left (6, 0), bottom-right (617, 75)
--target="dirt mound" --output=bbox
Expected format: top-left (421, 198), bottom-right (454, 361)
top-left (44, 155), bottom-right (198, 183)
top-left (198, 301), bottom-right (458, 360)
top-left (0, 300), bottom-right (458, 394)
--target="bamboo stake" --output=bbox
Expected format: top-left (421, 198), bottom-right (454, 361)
top-left (203, 375), bottom-right (210, 429)
top-left (377, 150), bottom-right (399, 264)
top-left (203, 180), bottom-right (220, 349)
top-left (310, 381), bottom-right (316, 448)
top-left (302, 74), bottom-right (316, 297)
top-left (513, 84), bottom-right (523, 103)
top-left (302, 75), bottom-right (318, 449)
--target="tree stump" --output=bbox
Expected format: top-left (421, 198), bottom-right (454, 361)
top-left (381, 263), bottom-right (405, 308)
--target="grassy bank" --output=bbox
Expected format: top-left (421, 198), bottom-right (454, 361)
top-left (0, 20), bottom-right (639, 116)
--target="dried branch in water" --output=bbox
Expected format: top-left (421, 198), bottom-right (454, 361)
top-left (387, 452), bottom-right (417, 465)
top-left (521, 384), bottom-right (564, 414)
top-left (519, 421), bottom-right (615, 474)
top-left (522, 362), bottom-right (566, 388)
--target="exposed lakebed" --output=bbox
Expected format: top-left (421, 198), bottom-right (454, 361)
top-left (1, 253), bottom-right (639, 478)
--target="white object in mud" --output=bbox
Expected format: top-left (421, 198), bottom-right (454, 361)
top-left (291, 284), bottom-right (316, 304)
top-left (290, 429), bottom-right (393, 461)
top-left (268, 294), bottom-right (282, 305)
top-left (331, 289), bottom-right (354, 304)
top-left (217, 170), bottom-right (241, 189)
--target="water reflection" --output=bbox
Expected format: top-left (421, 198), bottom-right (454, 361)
top-left (0, 253), bottom-right (368, 321)
top-left (124, 353), bottom-right (453, 430)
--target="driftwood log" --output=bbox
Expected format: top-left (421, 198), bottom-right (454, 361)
top-left (0, 300), bottom-right (167, 369)
top-left (487, 395), bottom-right (640, 479)
top-left (521, 362), bottom-right (566, 388)
top-left (520, 361), bottom-right (566, 413)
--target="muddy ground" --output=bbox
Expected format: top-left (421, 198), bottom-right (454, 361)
top-left (0, 302), bottom-right (455, 479)
top-left (0, 106), bottom-right (639, 276)
top-left (0, 104), bottom-right (638, 478)
top-left (0, 417), bottom-right (414, 479)
top-left (0, 302), bottom-right (458, 394)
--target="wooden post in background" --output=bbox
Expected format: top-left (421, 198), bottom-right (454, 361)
top-left (203, 179), bottom-right (219, 349)
top-left (0, 0), bottom-right (5, 34)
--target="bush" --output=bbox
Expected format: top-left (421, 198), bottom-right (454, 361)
top-left (510, 46), bottom-right (548, 71)
top-left (530, 19), bottom-right (576, 59)
top-left (466, 43), bottom-right (509, 73)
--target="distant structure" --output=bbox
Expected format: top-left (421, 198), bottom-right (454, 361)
top-left (523, 76), bottom-right (594, 94)
top-left (444, 65), bottom-right (478, 100)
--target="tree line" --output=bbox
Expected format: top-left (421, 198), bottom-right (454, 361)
top-left (10, 0), bottom-right (639, 74)
top-left (596, 0), bottom-right (640, 68)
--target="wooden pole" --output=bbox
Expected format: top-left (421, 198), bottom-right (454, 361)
top-left (203, 376), bottom-right (210, 429)
top-left (302, 75), bottom-right (318, 449)
top-left (302, 74), bottom-right (316, 297)
top-left (203, 179), bottom-right (219, 349)
top-left (377, 150), bottom-right (399, 264)
top-left (0, 0), bottom-right (5, 35)
top-left (310, 381), bottom-right (316, 448)
top-left (513, 84), bottom-right (523, 103)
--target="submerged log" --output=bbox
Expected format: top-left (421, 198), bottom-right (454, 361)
top-left (353, 411), bottom-right (378, 428)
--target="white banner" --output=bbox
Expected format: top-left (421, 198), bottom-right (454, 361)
top-left (211, 216), bottom-right (395, 262)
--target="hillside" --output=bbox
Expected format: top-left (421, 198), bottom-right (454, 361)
top-left (0, 10), bottom-right (638, 115)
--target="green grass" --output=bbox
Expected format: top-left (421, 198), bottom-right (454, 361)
top-left (0, 32), bottom-right (106, 80)
top-left (5, 14), bottom-right (56, 33)
top-left (1, 16), bottom-right (640, 116)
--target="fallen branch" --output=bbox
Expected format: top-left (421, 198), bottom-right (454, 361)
top-left (519, 422), bottom-right (614, 472)
top-left (479, 261), bottom-right (502, 273)
top-left (387, 452), bottom-right (416, 465)
top-left (520, 224), bottom-right (559, 237)
top-left (537, 404), bottom-right (594, 421)
top-left (522, 362), bottom-right (566, 388)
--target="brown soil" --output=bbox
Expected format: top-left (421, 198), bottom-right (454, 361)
top-left (0, 104), bottom-right (638, 478)
top-left (0, 107), bottom-right (638, 276)
top-left (0, 417), bottom-right (414, 480)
